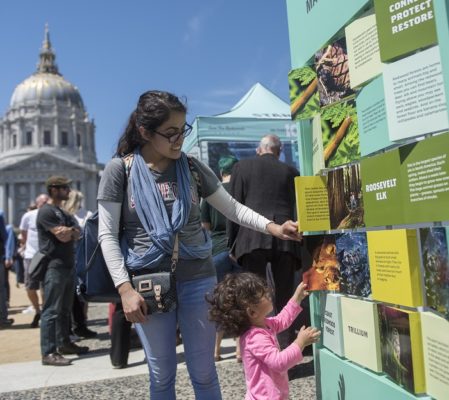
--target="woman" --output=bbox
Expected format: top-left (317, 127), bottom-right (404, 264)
top-left (62, 190), bottom-right (97, 340)
top-left (63, 190), bottom-right (93, 228)
top-left (97, 90), bottom-right (301, 400)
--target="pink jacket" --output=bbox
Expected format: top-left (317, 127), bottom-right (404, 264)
top-left (240, 300), bottom-right (303, 400)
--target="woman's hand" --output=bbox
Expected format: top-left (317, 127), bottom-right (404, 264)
top-left (266, 220), bottom-right (303, 241)
top-left (118, 282), bottom-right (148, 323)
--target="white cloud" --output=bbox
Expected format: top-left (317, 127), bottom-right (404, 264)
top-left (183, 1), bottom-right (224, 44)
top-left (183, 15), bottom-right (202, 43)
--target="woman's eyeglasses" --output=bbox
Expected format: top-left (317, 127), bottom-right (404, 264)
top-left (152, 123), bottom-right (193, 144)
top-left (49, 184), bottom-right (71, 190)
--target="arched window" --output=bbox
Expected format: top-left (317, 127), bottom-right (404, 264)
top-left (26, 131), bottom-right (33, 145)
top-left (43, 130), bottom-right (51, 145)
top-left (61, 131), bottom-right (68, 146)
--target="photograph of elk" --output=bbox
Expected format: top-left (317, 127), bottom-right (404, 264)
top-left (327, 163), bottom-right (364, 229)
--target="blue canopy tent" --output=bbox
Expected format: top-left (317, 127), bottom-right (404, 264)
top-left (183, 83), bottom-right (298, 171)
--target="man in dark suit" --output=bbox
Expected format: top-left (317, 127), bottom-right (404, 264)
top-left (228, 134), bottom-right (302, 346)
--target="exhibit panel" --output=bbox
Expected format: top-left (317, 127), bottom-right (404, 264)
top-left (286, 1), bottom-right (449, 398)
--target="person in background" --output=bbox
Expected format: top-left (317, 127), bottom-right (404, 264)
top-left (0, 209), bottom-right (13, 328)
top-left (97, 90), bottom-right (301, 399)
top-left (62, 190), bottom-right (97, 339)
top-left (63, 190), bottom-right (93, 228)
top-left (201, 154), bottom-right (242, 362)
top-left (19, 194), bottom-right (49, 328)
top-left (37, 176), bottom-right (88, 366)
top-left (108, 302), bottom-right (132, 369)
top-left (14, 228), bottom-right (25, 287)
top-left (4, 224), bottom-right (17, 307)
top-left (208, 273), bottom-right (320, 400)
top-left (228, 134), bottom-right (302, 349)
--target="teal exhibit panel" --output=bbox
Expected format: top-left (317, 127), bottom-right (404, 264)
top-left (286, 0), bottom-right (371, 67)
top-left (435, 0), bottom-right (449, 111)
top-left (320, 349), bottom-right (432, 400)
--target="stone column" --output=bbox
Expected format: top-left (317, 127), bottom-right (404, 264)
top-left (54, 116), bottom-right (59, 146)
top-left (29, 181), bottom-right (36, 205)
top-left (7, 182), bottom-right (14, 225)
top-left (17, 117), bottom-right (24, 149)
top-left (80, 178), bottom-right (87, 198)
top-left (86, 174), bottom-right (97, 212)
top-left (0, 184), bottom-right (5, 213)
top-left (72, 117), bottom-right (77, 152)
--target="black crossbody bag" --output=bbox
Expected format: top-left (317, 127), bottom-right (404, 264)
top-left (131, 234), bottom-right (179, 314)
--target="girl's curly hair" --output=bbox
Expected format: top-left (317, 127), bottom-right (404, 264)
top-left (207, 272), bottom-right (270, 337)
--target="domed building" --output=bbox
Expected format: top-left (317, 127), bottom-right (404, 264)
top-left (0, 26), bottom-right (100, 225)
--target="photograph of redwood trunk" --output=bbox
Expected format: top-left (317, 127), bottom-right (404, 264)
top-left (327, 163), bottom-right (364, 229)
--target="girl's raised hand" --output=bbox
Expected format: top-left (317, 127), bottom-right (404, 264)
top-left (292, 282), bottom-right (309, 304)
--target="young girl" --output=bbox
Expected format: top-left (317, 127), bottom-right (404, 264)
top-left (208, 272), bottom-right (320, 400)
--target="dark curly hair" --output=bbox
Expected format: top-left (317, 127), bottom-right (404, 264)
top-left (207, 272), bottom-right (270, 337)
top-left (116, 90), bottom-right (187, 156)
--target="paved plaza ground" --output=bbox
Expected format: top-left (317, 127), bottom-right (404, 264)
top-left (0, 274), bottom-right (317, 399)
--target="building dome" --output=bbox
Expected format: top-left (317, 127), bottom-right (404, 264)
top-left (10, 73), bottom-right (84, 109)
top-left (10, 24), bottom-right (84, 110)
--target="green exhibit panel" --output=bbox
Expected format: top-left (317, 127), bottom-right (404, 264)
top-left (320, 349), bottom-right (432, 400)
top-left (399, 133), bottom-right (449, 224)
top-left (374, 0), bottom-right (437, 62)
top-left (362, 148), bottom-right (404, 226)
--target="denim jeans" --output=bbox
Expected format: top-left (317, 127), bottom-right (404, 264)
top-left (212, 251), bottom-right (242, 283)
top-left (40, 265), bottom-right (75, 355)
top-left (135, 275), bottom-right (221, 400)
top-left (0, 261), bottom-right (8, 323)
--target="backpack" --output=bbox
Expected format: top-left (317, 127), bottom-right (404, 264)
top-left (76, 155), bottom-right (202, 303)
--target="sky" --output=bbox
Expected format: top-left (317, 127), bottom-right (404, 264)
top-left (0, 0), bottom-right (293, 164)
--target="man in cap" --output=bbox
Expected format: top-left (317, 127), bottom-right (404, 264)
top-left (37, 176), bottom-right (88, 366)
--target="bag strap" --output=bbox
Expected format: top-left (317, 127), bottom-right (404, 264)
top-left (187, 156), bottom-right (202, 199)
top-left (171, 233), bottom-right (179, 273)
top-left (122, 153), bottom-right (134, 178)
